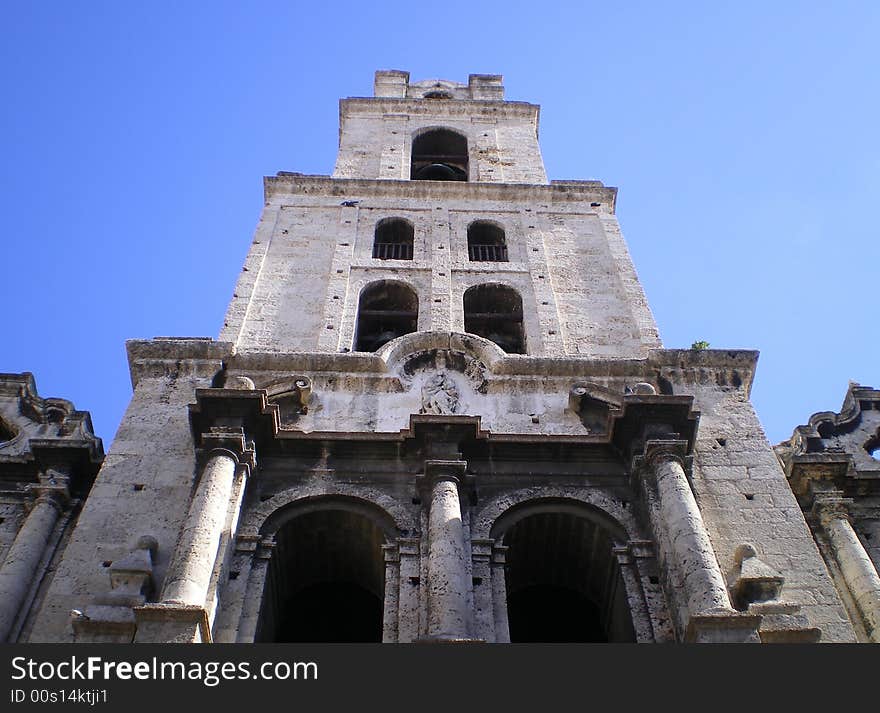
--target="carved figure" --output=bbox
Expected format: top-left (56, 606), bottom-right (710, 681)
top-left (421, 372), bottom-right (459, 415)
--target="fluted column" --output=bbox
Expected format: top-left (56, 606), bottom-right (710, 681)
top-left (643, 442), bottom-right (733, 617)
top-left (420, 460), bottom-right (473, 641)
top-left (162, 448), bottom-right (241, 606)
top-left (816, 495), bottom-right (880, 642)
top-left (0, 486), bottom-right (67, 642)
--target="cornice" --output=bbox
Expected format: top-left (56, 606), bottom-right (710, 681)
top-left (339, 96), bottom-right (540, 121)
top-left (263, 174), bottom-right (618, 211)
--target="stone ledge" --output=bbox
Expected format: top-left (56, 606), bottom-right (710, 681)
top-left (264, 174), bottom-right (617, 209)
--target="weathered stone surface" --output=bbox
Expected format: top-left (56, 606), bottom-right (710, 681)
top-left (10, 71), bottom-right (864, 644)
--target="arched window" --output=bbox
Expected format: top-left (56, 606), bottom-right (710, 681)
top-left (411, 128), bottom-right (468, 181)
top-left (372, 218), bottom-right (414, 260)
top-left (463, 284), bottom-right (526, 354)
top-left (467, 221), bottom-right (508, 262)
top-left (354, 281), bottom-right (419, 352)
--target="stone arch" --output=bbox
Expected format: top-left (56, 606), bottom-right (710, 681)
top-left (488, 496), bottom-right (630, 545)
top-left (354, 279), bottom-right (420, 352)
top-left (475, 487), bottom-right (639, 542)
top-left (478, 490), bottom-right (645, 642)
top-left (377, 330), bottom-right (506, 375)
top-left (248, 491), bottom-right (408, 643)
top-left (259, 494), bottom-right (400, 541)
top-left (373, 217), bottom-right (414, 261)
top-left (467, 220), bottom-right (508, 262)
top-left (240, 484), bottom-right (412, 540)
top-left (463, 282), bottom-right (526, 354)
top-left (410, 126), bottom-right (469, 181)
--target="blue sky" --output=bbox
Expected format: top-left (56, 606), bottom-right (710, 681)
top-left (2, 2), bottom-right (877, 446)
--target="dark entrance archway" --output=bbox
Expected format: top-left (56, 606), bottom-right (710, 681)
top-left (495, 503), bottom-right (636, 642)
top-left (255, 508), bottom-right (387, 642)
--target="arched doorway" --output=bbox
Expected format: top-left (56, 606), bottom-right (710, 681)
top-left (255, 508), bottom-right (387, 642)
top-left (494, 502), bottom-right (636, 642)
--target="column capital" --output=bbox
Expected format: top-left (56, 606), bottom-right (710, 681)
top-left (470, 538), bottom-right (494, 562)
top-left (382, 542), bottom-right (400, 564)
top-left (196, 427), bottom-right (256, 472)
top-left (811, 491), bottom-right (853, 528)
top-left (254, 537), bottom-right (276, 561)
top-left (25, 484), bottom-right (70, 514)
top-left (415, 459), bottom-right (474, 500)
top-left (612, 545), bottom-right (635, 565)
top-left (491, 544), bottom-right (508, 565)
top-left (397, 537), bottom-right (420, 558)
top-left (632, 439), bottom-right (692, 482)
top-left (626, 539), bottom-right (656, 560)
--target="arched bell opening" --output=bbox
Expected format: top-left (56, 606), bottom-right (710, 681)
top-left (463, 283), bottom-right (526, 354)
top-left (411, 128), bottom-right (468, 181)
top-left (373, 218), bottom-right (414, 261)
top-left (254, 509), bottom-right (386, 642)
top-left (354, 280), bottom-right (419, 352)
top-left (467, 221), bottom-right (508, 262)
top-left (497, 507), bottom-right (636, 642)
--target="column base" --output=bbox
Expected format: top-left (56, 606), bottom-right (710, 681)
top-left (685, 612), bottom-right (762, 643)
top-left (133, 603), bottom-right (211, 643)
top-left (72, 607), bottom-right (136, 644)
top-left (415, 635), bottom-right (485, 644)
top-left (749, 601), bottom-right (821, 643)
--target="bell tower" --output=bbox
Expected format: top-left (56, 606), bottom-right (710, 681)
top-left (220, 70), bottom-right (660, 361)
top-left (23, 71), bottom-right (860, 644)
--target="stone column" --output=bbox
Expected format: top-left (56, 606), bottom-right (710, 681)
top-left (0, 486), bottom-right (67, 642)
top-left (629, 539), bottom-right (675, 642)
top-left (236, 539), bottom-right (274, 642)
top-left (471, 539), bottom-right (495, 642)
top-left (643, 442), bottom-right (732, 616)
top-left (816, 495), bottom-right (880, 643)
top-left (490, 544), bottom-right (510, 643)
top-left (639, 441), bottom-right (760, 642)
top-left (419, 460), bottom-right (473, 641)
top-left (381, 543), bottom-right (400, 643)
top-left (396, 538), bottom-right (421, 642)
top-left (613, 543), bottom-right (654, 643)
top-left (161, 448), bottom-right (241, 606)
top-left (136, 440), bottom-right (251, 644)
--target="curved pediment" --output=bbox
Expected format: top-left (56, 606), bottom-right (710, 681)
top-left (377, 331), bottom-right (506, 375)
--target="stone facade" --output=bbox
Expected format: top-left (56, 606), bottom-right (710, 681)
top-left (776, 383), bottom-right (880, 642)
top-left (5, 70), bottom-right (871, 643)
top-left (0, 373), bottom-right (103, 643)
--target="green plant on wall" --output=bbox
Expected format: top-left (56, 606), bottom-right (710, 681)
top-left (690, 340), bottom-right (710, 350)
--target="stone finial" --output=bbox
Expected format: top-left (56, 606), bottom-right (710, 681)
top-left (728, 544), bottom-right (785, 610)
top-left (73, 536), bottom-right (159, 639)
top-left (374, 70), bottom-right (409, 98)
top-left (99, 536), bottom-right (158, 606)
top-left (468, 74), bottom-right (504, 100)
